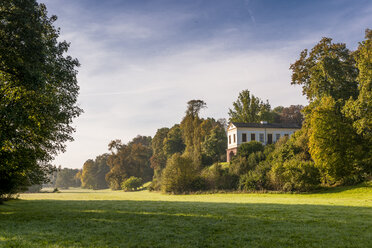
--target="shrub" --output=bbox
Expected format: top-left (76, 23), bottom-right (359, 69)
top-left (239, 162), bottom-right (271, 191)
top-left (202, 163), bottom-right (238, 190)
top-left (161, 154), bottom-right (202, 193)
top-left (230, 150), bottom-right (267, 176)
top-left (269, 159), bottom-right (320, 192)
top-left (238, 141), bottom-right (264, 157)
top-left (121, 177), bottom-right (143, 191)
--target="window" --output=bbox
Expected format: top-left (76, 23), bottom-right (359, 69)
top-left (284, 134), bottom-right (289, 137)
top-left (259, 133), bottom-right (264, 143)
top-left (276, 133), bottom-right (281, 141)
top-left (242, 133), bottom-right (247, 142)
top-left (267, 133), bottom-right (273, 144)
top-left (233, 134), bottom-right (236, 143)
top-left (229, 135), bottom-right (231, 144)
top-left (251, 133), bottom-right (255, 141)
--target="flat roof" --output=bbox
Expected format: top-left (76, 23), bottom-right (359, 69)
top-left (231, 122), bottom-right (301, 129)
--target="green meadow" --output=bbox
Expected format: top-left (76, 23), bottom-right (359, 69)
top-left (1, 183), bottom-right (371, 248)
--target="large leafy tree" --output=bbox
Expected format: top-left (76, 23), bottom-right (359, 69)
top-left (0, 1), bottom-right (82, 197)
top-left (290, 37), bottom-right (358, 103)
top-left (344, 29), bottom-right (372, 142)
top-left (309, 96), bottom-right (364, 184)
top-left (150, 127), bottom-right (169, 190)
top-left (163, 125), bottom-right (185, 157)
top-left (201, 119), bottom-right (227, 165)
top-left (106, 137), bottom-right (153, 190)
top-left (228, 90), bottom-right (272, 123)
top-left (81, 154), bottom-right (110, 190)
top-left (272, 105), bottom-right (304, 126)
top-left (180, 100), bottom-right (206, 167)
top-left (290, 31), bottom-right (371, 185)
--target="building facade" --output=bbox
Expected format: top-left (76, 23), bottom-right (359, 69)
top-left (226, 122), bottom-right (300, 162)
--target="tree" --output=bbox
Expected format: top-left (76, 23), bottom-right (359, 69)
top-left (81, 160), bottom-right (97, 189)
top-left (228, 90), bottom-right (272, 123)
top-left (55, 167), bottom-right (81, 189)
top-left (290, 37), bottom-right (358, 103)
top-left (180, 100), bottom-right (206, 167)
top-left (163, 125), bottom-right (185, 157)
top-left (161, 154), bottom-right (202, 193)
top-left (81, 154), bottom-right (110, 190)
top-left (290, 32), bottom-right (371, 185)
top-left (106, 136), bottom-right (153, 190)
top-left (150, 128), bottom-right (169, 189)
top-left (272, 105), bottom-right (304, 126)
top-left (309, 96), bottom-right (363, 184)
top-left (201, 125), bottom-right (227, 164)
top-left (0, 1), bottom-right (82, 198)
top-left (344, 29), bottom-right (372, 142)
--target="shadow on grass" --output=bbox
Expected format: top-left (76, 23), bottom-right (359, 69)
top-left (312, 181), bottom-right (372, 194)
top-left (0, 199), bottom-right (371, 248)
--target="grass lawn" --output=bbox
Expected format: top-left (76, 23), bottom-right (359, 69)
top-left (0, 183), bottom-right (371, 248)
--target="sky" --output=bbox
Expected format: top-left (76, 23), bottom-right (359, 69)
top-left (41, 0), bottom-right (372, 169)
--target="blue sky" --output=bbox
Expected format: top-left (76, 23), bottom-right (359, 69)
top-left (42, 0), bottom-right (372, 168)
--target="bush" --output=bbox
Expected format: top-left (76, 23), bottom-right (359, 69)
top-left (239, 162), bottom-right (271, 191)
top-left (161, 154), bottom-right (202, 193)
top-left (121, 177), bottom-right (143, 191)
top-left (230, 151), bottom-right (266, 176)
top-left (238, 141), bottom-right (264, 157)
top-left (202, 163), bottom-right (238, 190)
top-left (269, 159), bottom-right (320, 192)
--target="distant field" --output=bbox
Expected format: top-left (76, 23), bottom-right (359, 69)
top-left (0, 183), bottom-right (371, 248)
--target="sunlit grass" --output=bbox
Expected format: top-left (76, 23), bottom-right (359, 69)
top-left (0, 182), bottom-right (371, 247)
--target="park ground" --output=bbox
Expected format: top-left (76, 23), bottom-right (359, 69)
top-left (0, 182), bottom-right (371, 248)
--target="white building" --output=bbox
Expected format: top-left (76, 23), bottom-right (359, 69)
top-left (226, 121), bottom-right (300, 162)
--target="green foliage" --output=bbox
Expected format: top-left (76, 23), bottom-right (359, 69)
top-left (237, 141), bottom-right (264, 158)
top-left (201, 125), bottom-right (227, 164)
top-left (309, 96), bottom-right (365, 184)
top-left (230, 142), bottom-right (271, 178)
top-left (150, 128), bottom-right (169, 190)
top-left (180, 100), bottom-right (206, 167)
top-left (343, 29), bottom-right (372, 170)
top-left (81, 154), bottom-right (110, 190)
top-left (106, 137), bottom-right (153, 190)
top-left (272, 105), bottom-right (304, 126)
top-left (0, 0), bottom-right (82, 197)
top-left (239, 161), bottom-right (271, 191)
top-left (228, 90), bottom-right (272, 123)
top-left (201, 163), bottom-right (238, 190)
top-left (269, 160), bottom-right (320, 192)
top-left (290, 37), bottom-right (358, 102)
top-left (163, 125), bottom-right (185, 157)
top-left (121, 176), bottom-right (143, 191)
top-left (55, 168), bottom-right (81, 189)
top-left (152, 128), bottom-right (170, 156)
top-left (161, 154), bottom-right (203, 193)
